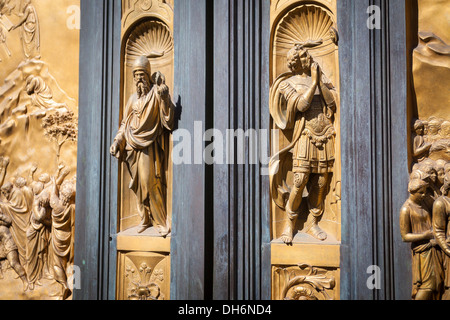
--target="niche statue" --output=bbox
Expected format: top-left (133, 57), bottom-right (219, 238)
top-left (270, 44), bottom-right (338, 244)
top-left (110, 55), bottom-right (174, 235)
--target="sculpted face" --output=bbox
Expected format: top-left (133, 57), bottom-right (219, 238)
top-left (287, 46), bottom-right (312, 74)
top-left (134, 70), bottom-right (150, 97)
top-left (413, 186), bottom-right (428, 202)
top-left (1, 182), bottom-right (12, 200)
top-left (299, 49), bottom-right (312, 72)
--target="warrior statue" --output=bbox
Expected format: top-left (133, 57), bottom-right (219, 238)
top-left (270, 44), bottom-right (338, 244)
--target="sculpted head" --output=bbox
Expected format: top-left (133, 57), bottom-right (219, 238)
top-left (1, 182), bottom-right (13, 199)
top-left (39, 173), bottom-right (50, 184)
top-left (408, 178), bottom-right (428, 202)
top-left (419, 160), bottom-right (437, 184)
top-left (39, 191), bottom-right (50, 207)
top-left (60, 182), bottom-right (75, 203)
top-left (14, 176), bottom-right (27, 188)
top-left (413, 119), bottom-right (425, 136)
top-left (427, 118), bottom-right (441, 135)
top-left (435, 159), bottom-right (447, 186)
top-left (439, 121), bottom-right (450, 138)
top-left (287, 44), bottom-right (313, 74)
top-left (133, 56), bottom-right (152, 98)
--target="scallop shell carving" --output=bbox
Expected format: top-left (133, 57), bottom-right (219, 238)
top-left (125, 20), bottom-right (174, 67)
top-left (275, 5), bottom-right (335, 53)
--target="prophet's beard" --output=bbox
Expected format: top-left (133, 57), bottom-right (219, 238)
top-left (136, 81), bottom-right (150, 98)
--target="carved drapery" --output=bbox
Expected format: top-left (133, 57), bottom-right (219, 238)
top-left (114, 0), bottom-right (174, 300)
top-left (399, 0), bottom-right (450, 300)
top-left (269, 0), bottom-right (340, 300)
top-left (0, 0), bottom-right (79, 300)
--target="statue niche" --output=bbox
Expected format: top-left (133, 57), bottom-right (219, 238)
top-left (269, 3), bottom-right (340, 244)
top-left (111, 18), bottom-right (174, 236)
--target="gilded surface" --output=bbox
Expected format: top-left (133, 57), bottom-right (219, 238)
top-left (117, 251), bottom-right (169, 300)
top-left (269, 0), bottom-right (340, 300)
top-left (413, 0), bottom-right (450, 120)
top-left (402, 117), bottom-right (450, 300)
top-left (272, 264), bottom-right (337, 300)
top-left (0, 0), bottom-right (79, 300)
top-left (115, 0), bottom-right (174, 300)
top-left (401, 0), bottom-right (450, 300)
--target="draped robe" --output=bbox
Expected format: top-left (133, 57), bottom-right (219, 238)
top-left (269, 72), bottom-right (337, 209)
top-left (0, 186), bottom-right (33, 264)
top-left (114, 84), bottom-right (174, 231)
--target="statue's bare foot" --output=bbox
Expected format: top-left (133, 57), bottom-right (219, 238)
top-left (155, 225), bottom-right (169, 237)
top-left (305, 223), bottom-right (327, 241)
top-left (137, 224), bottom-right (150, 234)
top-left (280, 223), bottom-right (294, 245)
top-left (22, 279), bottom-right (29, 292)
top-left (280, 235), bottom-right (293, 244)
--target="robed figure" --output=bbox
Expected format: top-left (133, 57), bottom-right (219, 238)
top-left (110, 55), bottom-right (174, 235)
top-left (270, 44), bottom-right (338, 244)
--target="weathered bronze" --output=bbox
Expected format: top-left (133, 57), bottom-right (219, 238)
top-left (402, 116), bottom-right (450, 299)
top-left (115, 0), bottom-right (174, 300)
top-left (269, 0), bottom-right (341, 300)
top-left (270, 44), bottom-right (337, 243)
top-left (111, 55), bottom-right (174, 235)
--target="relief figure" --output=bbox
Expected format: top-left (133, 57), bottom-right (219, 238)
top-left (270, 44), bottom-right (337, 243)
top-left (400, 178), bottom-right (443, 300)
top-left (48, 167), bottom-right (74, 300)
top-left (11, 0), bottom-right (39, 59)
top-left (110, 55), bottom-right (174, 235)
top-left (432, 173), bottom-right (450, 299)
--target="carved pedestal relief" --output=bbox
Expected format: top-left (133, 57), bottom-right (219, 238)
top-left (117, 251), bottom-right (169, 300)
top-left (0, 0), bottom-right (79, 299)
top-left (400, 0), bottom-right (450, 300)
top-left (114, 0), bottom-right (174, 300)
top-left (272, 264), bottom-right (336, 300)
top-left (269, 0), bottom-right (340, 299)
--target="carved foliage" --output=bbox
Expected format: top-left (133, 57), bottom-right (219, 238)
top-left (273, 263), bottom-right (336, 300)
top-left (120, 252), bottom-right (168, 300)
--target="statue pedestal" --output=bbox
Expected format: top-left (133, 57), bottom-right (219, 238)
top-left (271, 235), bottom-right (340, 300)
top-left (116, 227), bottom-right (171, 300)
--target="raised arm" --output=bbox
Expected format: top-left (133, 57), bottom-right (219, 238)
top-left (11, 6), bottom-right (30, 30)
top-left (0, 157), bottom-right (9, 187)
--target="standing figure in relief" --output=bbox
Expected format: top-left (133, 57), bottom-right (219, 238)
top-left (0, 208), bottom-right (28, 291)
top-left (26, 189), bottom-right (51, 290)
top-left (49, 168), bottom-right (73, 300)
top-left (432, 173), bottom-right (450, 300)
top-left (269, 44), bottom-right (338, 243)
top-left (11, 0), bottom-right (39, 59)
top-left (0, 175), bottom-right (33, 265)
top-left (400, 178), bottom-right (443, 300)
top-left (110, 55), bottom-right (174, 235)
top-left (412, 119), bottom-right (432, 162)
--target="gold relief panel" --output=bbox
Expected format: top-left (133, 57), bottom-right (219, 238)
top-left (115, 0), bottom-right (174, 234)
top-left (117, 251), bottom-right (170, 300)
top-left (400, 0), bottom-right (450, 300)
top-left (113, 0), bottom-right (174, 300)
top-left (0, 0), bottom-right (79, 299)
top-left (269, 0), bottom-right (340, 245)
top-left (272, 264), bottom-right (338, 300)
top-left (269, 0), bottom-right (340, 300)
